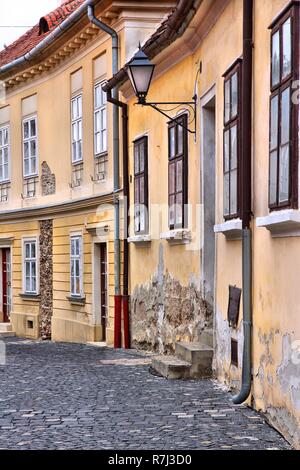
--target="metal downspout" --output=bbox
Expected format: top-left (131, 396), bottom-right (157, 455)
top-left (0, 0), bottom-right (98, 76)
top-left (104, 89), bottom-right (130, 348)
top-left (87, 4), bottom-right (122, 347)
top-left (233, 0), bottom-right (253, 404)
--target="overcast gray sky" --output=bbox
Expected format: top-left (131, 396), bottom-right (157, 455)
top-left (0, 0), bottom-right (61, 51)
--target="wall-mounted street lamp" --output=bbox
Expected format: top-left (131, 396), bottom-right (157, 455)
top-left (126, 49), bottom-right (197, 134)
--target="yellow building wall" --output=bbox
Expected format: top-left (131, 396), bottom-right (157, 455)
top-left (0, 23), bottom-right (119, 345)
top-left (52, 208), bottom-right (117, 344)
top-left (251, 0), bottom-right (300, 447)
top-left (0, 220), bottom-right (40, 338)
top-left (125, 0), bottom-right (300, 448)
top-left (126, 0), bottom-right (243, 354)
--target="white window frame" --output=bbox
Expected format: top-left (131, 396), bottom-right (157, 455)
top-left (22, 237), bottom-right (38, 295)
top-left (94, 82), bottom-right (107, 156)
top-left (22, 115), bottom-right (38, 178)
top-left (0, 124), bottom-right (10, 182)
top-left (70, 234), bottom-right (83, 297)
top-left (71, 94), bottom-right (83, 164)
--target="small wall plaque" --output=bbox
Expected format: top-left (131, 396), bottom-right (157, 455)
top-left (227, 285), bottom-right (241, 328)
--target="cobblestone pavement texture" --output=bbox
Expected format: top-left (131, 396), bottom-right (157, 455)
top-left (0, 338), bottom-right (291, 450)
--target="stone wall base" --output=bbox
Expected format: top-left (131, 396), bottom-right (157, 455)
top-left (11, 312), bottom-right (40, 339)
top-left (52, 317), bottom-right (102, 344)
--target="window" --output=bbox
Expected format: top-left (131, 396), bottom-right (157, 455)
top-left (94, 154), bottom-right (108, 182)
top-left (134, 136), bottom-right (148, 234)
top-left (23, 116), bottom-right (38, 177)
top-left (168, 114), bottom-right (188, 229)
top-left (22, 177), bottom-right (38, 198)
top-left (23, 240), bottom-right (37, 294)
top-left (71, 162), bottom-right (83, 188)
top-left (71, 94), bottom-right (83, 163)
top-left (223, 61), bottom-right (241, 219)
top-left (269, 6), bottom-right (299, 209)
top-left (0, 125), bottom-right (9, 182)
top-left (0, 183), bottom-right (9, 202)
top-left (94, 83), bottom-right (107, 155)
top-left (70, 235), bottom-right (83, 297)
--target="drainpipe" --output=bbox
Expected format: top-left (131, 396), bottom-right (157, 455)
top-left (0, 0), bottom-right (98, 76)
top-left (104, 87), bottom-right (130, 349)
top-left (87, 3), bottom-right (122, 348)
top-left (233, 0), bottom-right (253, 404)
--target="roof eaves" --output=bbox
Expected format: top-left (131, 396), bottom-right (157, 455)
top-left (103, 0), bottom-right (201, 92)
top-left (0, 0), bottom-right (90, 77)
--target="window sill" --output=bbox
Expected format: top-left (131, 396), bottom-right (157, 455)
top-left (214, 219), bottom-right (243, 240)
top-left (92, 176), bottom-right (107, 184)
top-left (256, 209), bottom-right (300, 238)
top-left (67, 295), bottom-right (86, 305)
top-left (128, 234), bottom-right (151, 244)
top-left (23, 175), bottom-right (38, 181)
top-left (19, 293), bottom-right (40, 301)
top-left (160, 229), bottom-right (192, 244)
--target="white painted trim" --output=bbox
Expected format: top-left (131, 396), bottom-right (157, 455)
top-left (214, 219), bottom-right (243, 241)
top-left (21, 236), bottom-right (39, 295)
top-left (200, 85), bottom-right (217, 305)
top-left (93, 81), bottom-right (107, 157)
top-left (256, 209), bottom-right (300, 238)
top-left (0, 123), bottom-right (11, 184)
top-left (70, 93), bottom-right (83, 165)
top-left (22, 114), bottom-right (38, 179)
top-left (69, 233), bottom-right (84, 297)
top-left (200, 84), bottom-right (217, 108)
top-left (160, 229), bottom-right (192, 243)
top-left (128, 234), bottom-right (151, 244)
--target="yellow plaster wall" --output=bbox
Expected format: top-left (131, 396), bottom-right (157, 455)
top-left (0, 220), bottom-right (40, 338)
top-left (251, 0), bottom-right (300, 446)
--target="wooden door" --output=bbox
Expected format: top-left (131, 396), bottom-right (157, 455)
top-left (2, 248), bottom-right (11, 323)
top-left (100, 243), bottom-right (107, 341)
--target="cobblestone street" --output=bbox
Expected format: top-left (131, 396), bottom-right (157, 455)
top-left (0, 338), bottom-right (291, 450)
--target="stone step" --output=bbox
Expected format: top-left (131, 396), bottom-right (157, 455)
top-left (175, 342), bottom-right (213, 378)
top-left (0, 323), bottom-right (12, 332)
top-left (151, 355), bottom-right (191, 380)
top-left (0, 331), bottom-right (15, 337)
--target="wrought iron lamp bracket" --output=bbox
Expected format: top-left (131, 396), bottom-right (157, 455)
top-left (135, 95), bottom-right (197, 134)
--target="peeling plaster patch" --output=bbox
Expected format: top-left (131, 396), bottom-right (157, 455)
top-left (41, 161), bottom-right (56, 196)
top-left (265, 406), bottom-right (300, 450)
top-left (256, 329), bottom-right (279, 390)
top-left (277, 334), bottom-right (300, 412)
top-left (214, 307), bottom-right (243, 386)
top-left (130, 243), bottom-right (211, 353)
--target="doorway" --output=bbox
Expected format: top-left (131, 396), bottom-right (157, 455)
top-left (200, 88), bottom-right (216, 310)
top-left (1, 248), bottom-right (11, 323)
top-left (100, 243), bottom-right (108, 341)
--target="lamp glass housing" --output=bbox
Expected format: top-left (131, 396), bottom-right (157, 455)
top-left (127, 50), bottom-right (155, 102)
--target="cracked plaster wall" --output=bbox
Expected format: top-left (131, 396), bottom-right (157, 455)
top-left (130, 244), bottom-right (211, 353)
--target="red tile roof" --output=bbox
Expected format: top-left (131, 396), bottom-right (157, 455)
top-left (0, 0), bottom-right (85, 68)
